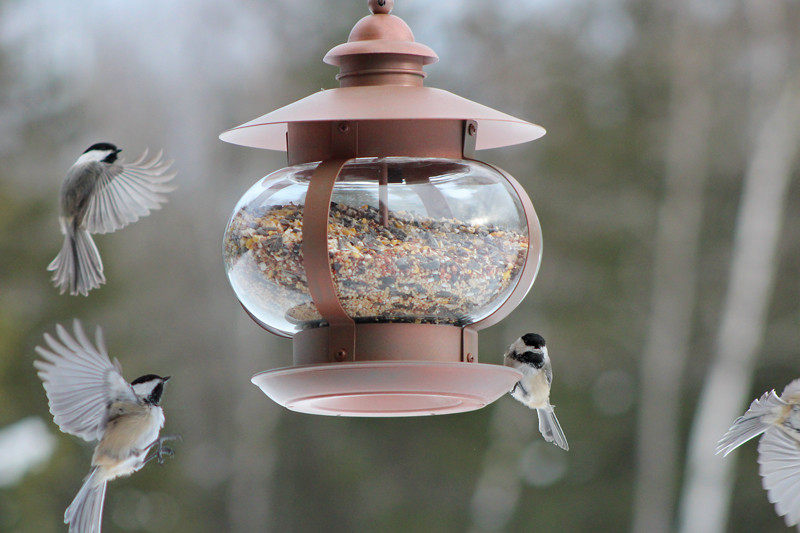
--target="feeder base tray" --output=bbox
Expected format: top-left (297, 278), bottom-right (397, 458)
top-left (251, 361), bottom-right (522, 417)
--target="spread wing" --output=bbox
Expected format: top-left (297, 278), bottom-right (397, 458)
top-left (34, 320), bottom-right (136, 442)
top-left (83, 148), bottom-right (177, 235)
top-left (758, 427), bottom-right (800, 528)
top-left (716, 390), bottom-right (785, 456)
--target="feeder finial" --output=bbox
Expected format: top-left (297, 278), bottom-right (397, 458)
top-left (324, 0), bottom-right (437, 87)
top-left (368, 0), bottom-right (393, 15)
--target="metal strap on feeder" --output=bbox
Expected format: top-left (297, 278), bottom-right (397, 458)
top-left (303, 158), bottom-right (356, 362)
top-left (406, 176), bottom-right (453, 220)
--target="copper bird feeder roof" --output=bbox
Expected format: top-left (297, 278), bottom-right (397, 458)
top-left (219, 86), bottom-right (546, 153)
top-left (219, 0), bottom-right (545, 157)
top-left (221, 0), bottom-right (545, 417)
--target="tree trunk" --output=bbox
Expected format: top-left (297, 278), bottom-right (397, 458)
top-left (631, 4), bottom-right (715, 533)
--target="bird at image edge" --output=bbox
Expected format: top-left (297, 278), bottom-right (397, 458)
top-left (717, 378), bottom-right (800, 530)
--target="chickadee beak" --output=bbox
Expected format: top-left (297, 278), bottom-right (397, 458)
top-left (163, 376), bottom-right (171, 382)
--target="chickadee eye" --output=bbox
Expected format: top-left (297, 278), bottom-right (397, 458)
top-left (521, 351), bottom-right (544, 367)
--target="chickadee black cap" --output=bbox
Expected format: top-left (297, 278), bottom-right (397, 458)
top-left (521, 333), bottom-right (546, 349)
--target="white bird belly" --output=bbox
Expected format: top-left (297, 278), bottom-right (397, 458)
top-left (512, 371), bottom-right (550, 409)
top-left (93, 404), bottom-right (164, 481)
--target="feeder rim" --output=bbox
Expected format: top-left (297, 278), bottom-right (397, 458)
top-left (219, 85), bottom-right (546, 152)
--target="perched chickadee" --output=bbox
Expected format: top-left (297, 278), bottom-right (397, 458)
top-left (34, 320), bottom-right (175, 533)
top-left (504, 333), bottom-right (568, 451)
top-left (48, 143), bottom-right (176, 296)
top-left (716, 379), bottom-right (800, 529)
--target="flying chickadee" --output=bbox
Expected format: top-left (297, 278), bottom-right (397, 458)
top-left (34, 320), bottom-right (175, 533)
top-left (48, 143), bottom-right (177, 296)
top-left (717, 379), bottom-right (800, 529)
top-left (504, 333), bottom-right (569, 451)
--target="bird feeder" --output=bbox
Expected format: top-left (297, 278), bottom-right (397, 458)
top-left (220, 0), bottom-right (545, 416)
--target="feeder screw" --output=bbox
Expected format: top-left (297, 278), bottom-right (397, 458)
top-left (468, 123), bottom-right (477, 136)
top-left (338, 122), bottom-right (350, 133)
top-left (335, 349), bottom-right (347, 362)
top-left (466, 353), bottom-right (475, 363)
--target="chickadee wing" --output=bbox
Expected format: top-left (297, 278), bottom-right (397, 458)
top-left (716, 390), bottom-right (785, 456)
top-left (83, 148), bottom-right (177, 235)
top-left (544, 358), bottom-right (553, 388)
top-left (34, 320), bottom-right (136, 442)
top-left (758, 428), bottom-right (800, 527)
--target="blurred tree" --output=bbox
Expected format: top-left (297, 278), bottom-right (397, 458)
top-left (2, 1), bottom-right (800, 532)
top-left (632, 1), bottom-right (717, 532)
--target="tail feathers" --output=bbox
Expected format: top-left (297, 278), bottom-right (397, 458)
top-left (48, 226), bottom-right (105, 296)
top-left (716, 390), bottom-right (785, 456)
top-left (537, 407), bottom-right (569, 451)
top-left (65, 468), bottom-right (107, 533)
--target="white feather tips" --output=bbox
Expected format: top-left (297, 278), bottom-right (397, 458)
top-left (759, 428), bottom-right (800, 527)
top-left (34, 321), bottom-right (132, 442)
top-left (84, 148), bottom-right (177, 235)
top-left (716, 390), bottom-right (785, 456)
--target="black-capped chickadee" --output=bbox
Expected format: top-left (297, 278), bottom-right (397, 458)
top-left (504, 333), bottom-right (569, 451)
top-left (717, 379), bottom-right (800, 529)
top-left (34, 320), bottom-right (175, 533)
top-left (48, 143), bottom-right (176, 296)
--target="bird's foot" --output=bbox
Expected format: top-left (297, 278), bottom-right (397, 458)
top-left (145, 435), bottom-right (181, 466)
top-left (156, 435), bottom-right (181, 466)
top-left (157, 447), bottom-right (174, 464)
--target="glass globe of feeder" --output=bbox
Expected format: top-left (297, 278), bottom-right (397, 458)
top-left (220, 0), bottom-right (545, 416)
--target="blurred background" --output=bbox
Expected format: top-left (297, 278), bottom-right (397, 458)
top-left (1, 0), bottom-right (799, 531)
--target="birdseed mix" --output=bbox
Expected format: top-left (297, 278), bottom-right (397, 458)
top-left (224, 202), bottom-right (528, 328)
